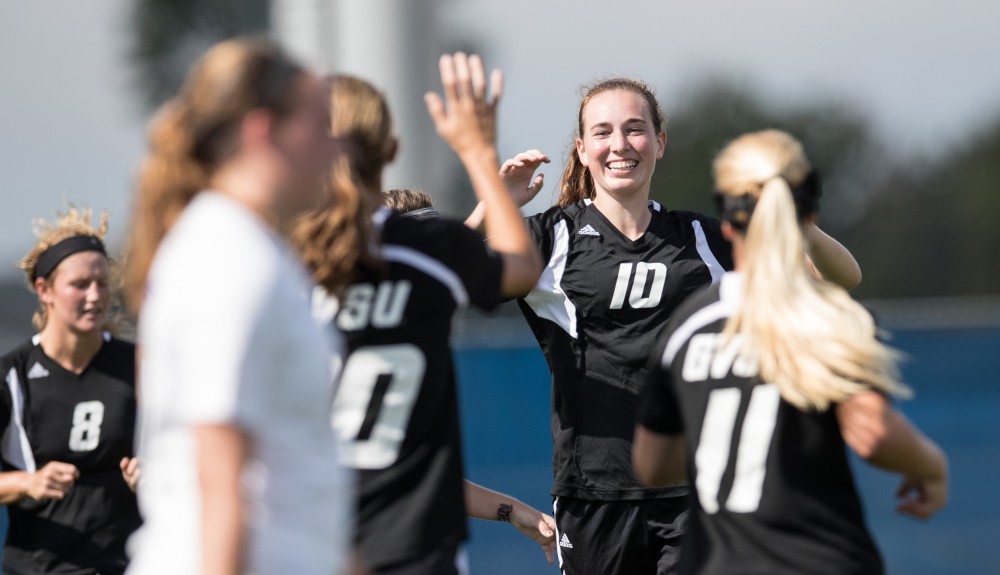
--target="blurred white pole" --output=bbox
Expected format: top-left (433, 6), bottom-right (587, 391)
top-left (271, 0), bottom-right (335, 73)
top-left (272, 0), bottom-right (457, 214)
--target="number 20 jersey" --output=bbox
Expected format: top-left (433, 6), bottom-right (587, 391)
top-left (637, 273), bottom-right (884, 574)
top-left (0, 335), bottom-right (141, 575)
top-left (319, 211), bottom-right (504, 569)
top-left (518, 199), bottom-right (733, 500)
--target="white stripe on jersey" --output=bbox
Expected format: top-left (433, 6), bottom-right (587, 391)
top-left (3, 368), bottom-right (37, 473)
top-left (662, 273), bottom-right (742, 367)
top-left (553, 497), bottom-right (566, 571)
top-left (692, 220), bottom-right (726, 284)
top-left (381, 244), bottom-right (469, 307)
top-left (523, 219), bottom-right (578, 338)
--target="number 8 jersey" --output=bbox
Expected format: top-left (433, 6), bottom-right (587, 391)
top-left (319, 210), bottom-right (504, 570)
top-left (637, 273), bottom-right (884, 574)
top-left (0, 334), bottom-right (141, 575)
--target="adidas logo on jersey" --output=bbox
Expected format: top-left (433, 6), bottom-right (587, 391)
top-left (27, 362), bottom-right (49, 379)
top-left (577, 224), bottom-right (600, 236)
top-left (559, 533), bottom-right (574, 549)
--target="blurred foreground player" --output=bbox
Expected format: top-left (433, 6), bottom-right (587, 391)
top-left (123, 37), bottom-right (352, 575)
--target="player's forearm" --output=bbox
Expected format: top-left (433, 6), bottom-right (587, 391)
top-left (459, 146), bottom-right (542, 296)
top-left (0, 470), bottom-right (31, 504)
top-left (196, 424), bottom-right (248, 575)
top-left (463, 479), bottom-right (522, 522)
top-left (632, 426), bottom-right (687, 487)
top-left (838, 391), bottom-right (946, 481)
top-left (463, 201), bottom-right (486, 230)
top-left (863, 409), bottom-right (947, 481)
top-left (803, 223), bottom-right (862, 289)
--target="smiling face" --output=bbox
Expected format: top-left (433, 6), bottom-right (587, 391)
top-left (37, 250), bottom-right (111, 336)
top-left (575, 89), bottom-right (666, 200)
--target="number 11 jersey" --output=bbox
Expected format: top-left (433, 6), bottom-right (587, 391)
top-left (637, 273), bottom-right (884, 574)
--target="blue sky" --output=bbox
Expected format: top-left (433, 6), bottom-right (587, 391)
top-left (2, 0), bottom-right (998, 277)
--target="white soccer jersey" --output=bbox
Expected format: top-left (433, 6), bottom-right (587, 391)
top-left (127, 192), bottom-right (352, 575)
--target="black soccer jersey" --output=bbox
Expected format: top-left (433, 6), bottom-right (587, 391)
top-left (637, 273), bottom-right (884, 575)
top-left (320, 210), bottom-right (504, 569)
top-left (0, 335), bottom-right (141, 575)
top-left (518, 199), bottom-right (732, 500)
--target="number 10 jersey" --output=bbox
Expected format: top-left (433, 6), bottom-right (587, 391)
top-left (518, 199), bottom-right (733, 501)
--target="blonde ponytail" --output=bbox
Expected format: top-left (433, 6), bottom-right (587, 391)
top-left (716, 130), bottom-right (910, 411)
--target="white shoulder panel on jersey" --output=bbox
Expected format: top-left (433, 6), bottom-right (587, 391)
top-left (382, 244), bottom-right (469, 307)
top-left (2, 367), bottom-right (37, 472)
top-left (523, 219), bottom-right (578, 338)
top-left (692, 220), bottom-right (726, 283)
top-left (661, 273), bottom-right (742, 367)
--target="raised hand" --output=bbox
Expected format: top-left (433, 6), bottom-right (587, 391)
top-left (28, 461), bottom-right (79, 501)
top-left (424, 52), bottom-right (503, 158)
top-left (500, 149), bottom-right (551, 207)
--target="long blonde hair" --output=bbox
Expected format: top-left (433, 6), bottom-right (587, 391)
top-left (122, 37), bottom-right (303, 313)
top-left (19, 207), bottom-right (110, 331)
top-left (290, 74), bottom-right (390, 294)
top-left (713, 129), bottom-right (909, 410)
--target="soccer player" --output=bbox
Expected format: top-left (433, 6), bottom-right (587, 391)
top-left (490, 79), bottom-right (864, 574)
top-left (633, 129), bottom-right (948, 574)
top-left (0, 207), bottom-right (141, 574)
top-left (122, 37), bottom-right (351, 575)
top-left (291, 54), bottom-right (550, 573)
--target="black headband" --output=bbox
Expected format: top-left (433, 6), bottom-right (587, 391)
top-left (398, 207), bottom-right (441, 221)
top-left (714, 170), bottom-right (822, 230)
top-left (33, 235), bottom-right (106, 281)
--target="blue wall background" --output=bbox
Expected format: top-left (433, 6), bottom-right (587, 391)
top-left (0, 327), bottom-right (996, 573)
top-left (456, 327), bottom-right (1000, 574)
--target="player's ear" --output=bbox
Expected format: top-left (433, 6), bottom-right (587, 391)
top-left (35, 276), bottom-right (54, 305)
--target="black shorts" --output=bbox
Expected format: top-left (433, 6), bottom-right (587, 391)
top-left (553, 496), bottom-right (689, 575)
top-left (374, 542), bottom-right (467, 575)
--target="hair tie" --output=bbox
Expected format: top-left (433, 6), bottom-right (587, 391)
top-left (789, 169), bottom-right (822, 219)
top-left (714, 169), bottom-right (822, 228)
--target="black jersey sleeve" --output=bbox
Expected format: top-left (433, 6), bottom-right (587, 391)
top-left (636, 335), bottom-right (684, 435)
top-left (695, 212), bottom-right (735, 272)
top-left (384, 214), bottom-right (505, 311)
top-left (524, 211), bottom-right (554, 262)
top-left (0, 352), bottom-right (14, 457)
top-left (443, 219), bottom-right (505, 310)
